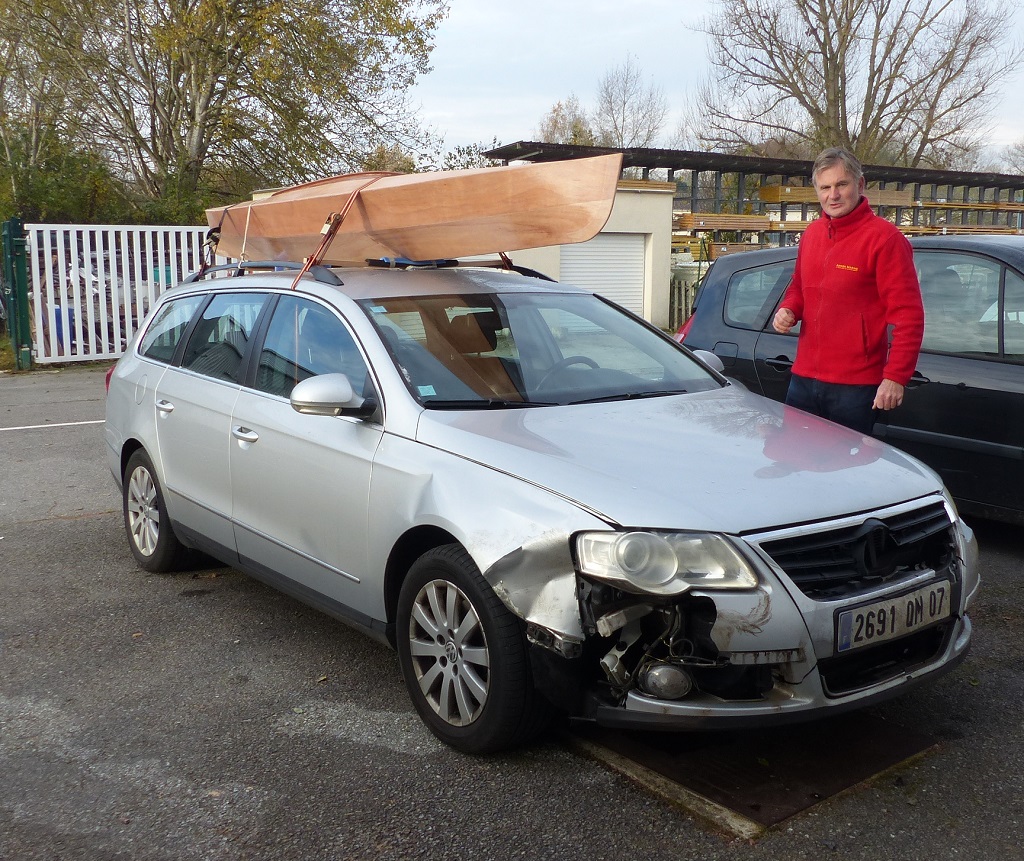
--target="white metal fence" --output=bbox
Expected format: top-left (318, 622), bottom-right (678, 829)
top-left (25, 223), bottom-right (226, 364)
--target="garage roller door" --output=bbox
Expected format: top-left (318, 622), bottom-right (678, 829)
top-left (560, 233), bottom-right (646, 316)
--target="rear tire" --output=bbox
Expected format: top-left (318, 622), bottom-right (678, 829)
top-left (123, 449), bottom-right (186, 572)
top-left (396, 544), bottom-right (550, 753)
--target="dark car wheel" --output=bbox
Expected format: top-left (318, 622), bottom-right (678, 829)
top-left (123, 449), bottom-right (186, 572)
top-left (397, 544), bottom-right (550, 753)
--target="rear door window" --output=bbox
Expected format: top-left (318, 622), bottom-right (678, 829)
top-left (180, 293), bottom-right (268, 382)
top-left (139, 295), bottom-right (205, 364)
top-left (917, 251), bottom-right (999, 356)
top-left (1004, 268), bottom-right (1024, 360)
top-left (725, 260), bottom-right (794, 330)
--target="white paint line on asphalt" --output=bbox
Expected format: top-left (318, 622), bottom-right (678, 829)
top-left (0, 420), bottom-right (105, 432)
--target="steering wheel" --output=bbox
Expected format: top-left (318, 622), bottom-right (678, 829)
top-left (536, 355), bottom-right (599, 389)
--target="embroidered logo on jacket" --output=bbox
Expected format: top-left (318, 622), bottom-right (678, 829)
top-left (836, 263), bottom-right (859, 272)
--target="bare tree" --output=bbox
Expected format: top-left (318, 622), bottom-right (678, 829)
top-left (695, 0), bottom-right (1023, 168)
top-left (1004, 140), bottom-right (1024, 174)
top-left (536, 95), bottom-right (595, 145)
top-left (593, 54), bottom-right (668, 149)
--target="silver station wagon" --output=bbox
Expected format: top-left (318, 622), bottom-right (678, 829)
top-left (104, 261), bottom-right (979, 752)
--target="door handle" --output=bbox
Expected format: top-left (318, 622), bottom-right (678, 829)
top-left (232, 426), bottom-right (260, 444)
top-left (764, 356), bottom-right (794, 370)
top-left (155, 399), bottom-right (174, 413)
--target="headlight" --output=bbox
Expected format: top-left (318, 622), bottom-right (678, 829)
top-left (576, 531), bottom-right (758, 595)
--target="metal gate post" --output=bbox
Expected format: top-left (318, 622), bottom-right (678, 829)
top-left (1, 217), bottom-right (33, 368)
top-left (2, 218), bottom-right (32, 370)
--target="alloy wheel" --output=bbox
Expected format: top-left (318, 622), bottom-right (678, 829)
top-left (406, 578), bottom-right (490, 726)
top-left (127, 465), bottom-right (160, 557)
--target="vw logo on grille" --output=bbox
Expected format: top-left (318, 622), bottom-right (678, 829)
top-left (853, 520), bottom-right (897, 579)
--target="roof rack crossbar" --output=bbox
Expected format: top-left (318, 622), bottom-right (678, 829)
top-left (182, 261), bottom-right (343, 286)
top-left (365, 257), bottom-right (460, 269)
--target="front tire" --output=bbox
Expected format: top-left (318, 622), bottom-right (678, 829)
top-left (123, 449), bottom-right (186, 572)
top-left (396, 544), bottom-right (549, 753)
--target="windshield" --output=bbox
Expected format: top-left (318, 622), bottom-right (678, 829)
top-left (360, 291), bottom-right (723, 407)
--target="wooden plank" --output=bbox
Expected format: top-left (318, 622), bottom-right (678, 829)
top-left (913, 224), bottom-right (1023, 235)
top-left (758, 185), bottom-right (816, 204)
top-left (759, 185), bottom-right (913, 206)
top-left (706, 242), bottom-right (766, 258)
top-left (206, 154), bottom-right (623, 264)
top-left (917, 200), bottom-right (1024, 211)
top-left (675, 213), bottom-right (771, 231)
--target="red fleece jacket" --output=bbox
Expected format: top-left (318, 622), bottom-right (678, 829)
top-left (780, 197), bottom-right (923, 387)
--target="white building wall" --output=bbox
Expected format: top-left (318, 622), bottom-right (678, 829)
top-left (509, 179), bottom-right (675, 327)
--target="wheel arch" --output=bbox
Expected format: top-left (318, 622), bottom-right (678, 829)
top-left (383, 525), bottom-right (461, 646)
top-left (120, 437), bottom-right (146, 482)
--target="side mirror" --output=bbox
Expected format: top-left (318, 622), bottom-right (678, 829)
top-left (290, 373), bottom-right (376, 418)
top-left (691, 349), bottom-right (725, 374)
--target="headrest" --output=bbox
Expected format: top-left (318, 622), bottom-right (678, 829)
top-left (926, 268), bottom-right (963, 299)
top-left (446, 312), bottom-right (499, 353)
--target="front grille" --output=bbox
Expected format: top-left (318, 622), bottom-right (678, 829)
top-left (757, 501), bottom-right (955, 600)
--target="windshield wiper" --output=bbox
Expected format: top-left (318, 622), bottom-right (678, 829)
top-left (566, 389), bottom-right (689, 405)
top-left (422, 398), bottom-right (554, 409)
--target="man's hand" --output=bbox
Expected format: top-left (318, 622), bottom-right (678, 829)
top-left (873, 379), bottom-right (905, 411)
top-left (773, 307), bottom-right (797, 333)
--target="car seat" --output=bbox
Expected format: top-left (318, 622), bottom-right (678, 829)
top-left (443, 312), bottom-right (522, 399)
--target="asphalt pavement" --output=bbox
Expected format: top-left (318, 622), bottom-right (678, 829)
top-left (1, 364), bottom-right (1022, 861)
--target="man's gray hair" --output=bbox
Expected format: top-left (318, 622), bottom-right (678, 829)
top-left (812, 147), bottom-right (863, 184)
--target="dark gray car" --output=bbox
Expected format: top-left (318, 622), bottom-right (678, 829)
top-left (677, 234), bottom-right (1024, 525)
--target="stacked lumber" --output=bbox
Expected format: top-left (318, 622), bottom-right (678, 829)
top-left (675, 213), bottom-right (771, 231)
top-left (917, 200), bottom-right (1024, 211)
top-left (759, 185), bottom-right (913, 207)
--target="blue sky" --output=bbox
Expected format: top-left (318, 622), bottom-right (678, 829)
top-left (411, 0), bottom-right (1024, 160)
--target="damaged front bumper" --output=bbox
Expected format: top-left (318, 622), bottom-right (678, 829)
top-left (577, 614), bottom-right (972, 731)
top-left (507, 497), bottom-right (979, 732)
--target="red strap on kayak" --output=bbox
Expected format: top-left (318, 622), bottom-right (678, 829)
top-left (290, 173), bottom-right (394, 289)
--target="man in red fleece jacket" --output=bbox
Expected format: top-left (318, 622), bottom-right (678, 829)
top-left (773, 147), bottom-right (924, 434)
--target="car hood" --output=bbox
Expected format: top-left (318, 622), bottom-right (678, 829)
top-left (414, 385), bottom-right (942, 534)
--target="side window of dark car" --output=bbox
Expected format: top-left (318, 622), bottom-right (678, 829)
top-left (1004, 268), bottom-right (1024, 361)
top-left (138, 295), bottom-right (205, 363)
top-left (725, 260), bottom-right (795, 331)
top-left (917, 252), bottom-right (999, 356)
top-left (256, 295), bottom-right (370, 399)
top-left (180, 293), bottom-right (268, 382)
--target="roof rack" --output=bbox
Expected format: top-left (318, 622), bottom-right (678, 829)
top-left (363, 256), bottom-right (556, 282)
top-left (365, 257), bottom-right (460, 269)
top-left (180, 257), bottom-right (558, 288)
top-left (182, 261), bottom-right (343, 286)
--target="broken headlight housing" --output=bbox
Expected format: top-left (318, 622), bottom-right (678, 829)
top-left (576, 531), bottom-right (757, 595)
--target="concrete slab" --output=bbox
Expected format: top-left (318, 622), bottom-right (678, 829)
top-left (569, 713), bottom-right (938, 838)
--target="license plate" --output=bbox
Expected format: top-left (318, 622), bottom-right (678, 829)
top-left (836, 581), bottom-right (952, 653)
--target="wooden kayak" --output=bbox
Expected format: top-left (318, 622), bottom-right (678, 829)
top-left (205, 153), bottom-right (623, 265)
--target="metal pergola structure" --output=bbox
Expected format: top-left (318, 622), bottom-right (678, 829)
top-left (486, 142), bottom-right (1024, 242)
